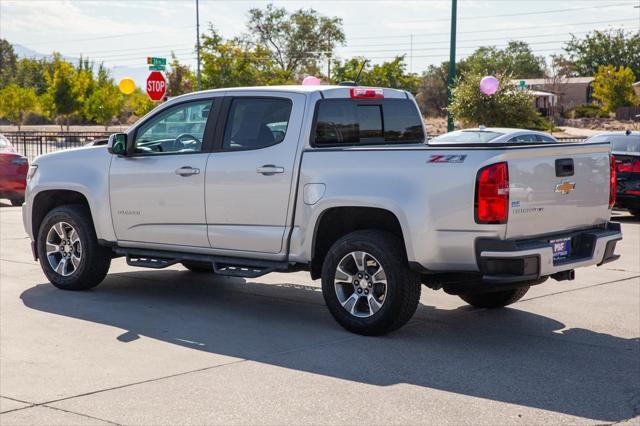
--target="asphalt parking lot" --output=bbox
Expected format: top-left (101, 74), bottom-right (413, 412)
top-left (0, 203), bottom-right (638, 425)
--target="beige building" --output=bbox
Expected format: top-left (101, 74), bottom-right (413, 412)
top-left (511, 77), bottom-right (595, 116)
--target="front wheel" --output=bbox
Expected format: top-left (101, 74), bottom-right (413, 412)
top-left (37, 205), bottom-right (111, 290)
top-left (321, 230), bottom-right (421, 336)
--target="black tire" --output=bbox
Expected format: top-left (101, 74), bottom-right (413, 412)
top-left (181, 261), bottom-right (215, 273)
top-left (321, 230), bottom-right (421, 336)
top-left (630, 209), bottom-right (640, 218)
top-left (459, 286), bottom-right (530, 308)
top-left (37, 205), bottom-right (111, 291)
top-left (10, 197), bottom-right (24, 206)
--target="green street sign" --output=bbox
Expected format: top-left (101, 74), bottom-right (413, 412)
top-left (148, 65), bottom-right (166, 71)
top-left (519, 80), bottom-right (527, 90)
top-left (147, 57), bottom-right (167, 66)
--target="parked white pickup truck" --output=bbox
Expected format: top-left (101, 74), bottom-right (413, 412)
top-left (22, 85), bottom-right (622, 335)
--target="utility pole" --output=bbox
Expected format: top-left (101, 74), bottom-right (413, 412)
top-left (447, 0), bottom-right (457, 132)
top-left (410, 34), bottom-right (413, 74)
top-left (327, 34), bottom-right (331, 81)
top-left (196, 0), bottom-right (201, 91)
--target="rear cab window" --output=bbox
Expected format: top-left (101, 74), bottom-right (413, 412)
top-left (312, 98), bottom-right (425, 147)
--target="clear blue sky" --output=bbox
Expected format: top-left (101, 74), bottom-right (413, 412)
top-left (1, 0), bottom-right (638, 77)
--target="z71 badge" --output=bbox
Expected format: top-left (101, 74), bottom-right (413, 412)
top-left (427, 154), bottom-right (467, 163)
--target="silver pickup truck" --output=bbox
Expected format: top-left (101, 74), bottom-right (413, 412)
top-left (22, 85), bottom-right (622, 335)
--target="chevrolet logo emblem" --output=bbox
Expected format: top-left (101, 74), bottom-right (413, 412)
top-left (555, 181), bottom-right (576, 194)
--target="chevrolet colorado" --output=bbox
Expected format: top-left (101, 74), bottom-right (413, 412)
top-left (22, 85), bottom-right (622, 335)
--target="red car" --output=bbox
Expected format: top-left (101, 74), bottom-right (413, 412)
top-left (0, 134), bottom-right (28, 206)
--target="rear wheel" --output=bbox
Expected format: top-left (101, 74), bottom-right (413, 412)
top-left (181, 261), bottom-right (215, 273)
top-left (321, 230), bottom-right (421, 335)
top-left (459, 286), bottom-right (530, 309)
top-left (37, 205), bottom-right (111, 291)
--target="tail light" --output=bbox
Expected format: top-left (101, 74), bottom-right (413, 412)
top-left (10, 156), bottom-right (28, 166)
top-left (609, 155), bottom-right (616, 209)
top-left (616, 157), bottom-right (640, 173)
top-left (475, 162), bottom-right (509, 224)
top-left (350, 87), bottom-right (384, 99)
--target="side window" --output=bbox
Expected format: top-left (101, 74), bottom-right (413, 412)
top-left (134, 100), bottom-right (213, 154)
top-left (223, 98), bottom-right (293, 151)
top-left (539, 135), bottom-right (557, 143)
top-left (508, 134), bottom-right (539, 143)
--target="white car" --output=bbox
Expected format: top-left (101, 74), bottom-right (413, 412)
top-left (430, 128), bottom-right (558, 144)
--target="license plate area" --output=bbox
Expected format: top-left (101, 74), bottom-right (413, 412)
top-left (550, 237), bottom-right (571, 263)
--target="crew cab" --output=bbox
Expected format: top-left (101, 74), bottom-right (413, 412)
top-left (22, 85), bottom-right (622, 335)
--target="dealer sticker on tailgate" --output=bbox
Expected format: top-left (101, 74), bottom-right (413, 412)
top-left (550, 237), bottom-right (571, 261)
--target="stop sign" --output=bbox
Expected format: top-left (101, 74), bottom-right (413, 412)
top-left (146, 71), bottom-right (166, 101)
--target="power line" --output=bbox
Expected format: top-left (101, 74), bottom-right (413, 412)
top-left (20, 25), bottom-right (196, 46)
top-left (347, 18), bottom-right (638, 40)
top-left (344, 2), bottom-right (633, 26)
top-left (338, 39), bottom-right (573, 55)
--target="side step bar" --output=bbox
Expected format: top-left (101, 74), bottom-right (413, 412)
top-left (115, 248), bottom-right (291, 279)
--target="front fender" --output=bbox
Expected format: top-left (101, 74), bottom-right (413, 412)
top-left (24, 147), bottom-right (116, 242)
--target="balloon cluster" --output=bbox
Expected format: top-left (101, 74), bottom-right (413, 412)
top-left (479, 76), bottom-right (499, 96)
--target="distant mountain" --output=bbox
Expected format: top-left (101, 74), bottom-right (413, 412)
top-left (12, 43), bottom-right (147, 88)
top-left (13, 43), bottom-right (77, 62)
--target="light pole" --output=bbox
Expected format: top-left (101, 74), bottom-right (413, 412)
top-left (196, 0), bottom-right (201, 91)
top-left (447, 0), bottom-right (457, 132)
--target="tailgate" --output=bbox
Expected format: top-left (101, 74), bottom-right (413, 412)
top-left (503, 142), bottom-right (611, 239)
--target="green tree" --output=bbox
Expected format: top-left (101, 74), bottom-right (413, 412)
top-left (84, 84), bottom-right (123, 129)
top-left (417, 61), bottom-right (471, 117)
top-left (592, 65), bottom-right (638, 114)
top-left (200, 26), bottom-right (282, 88)
top-left (0, 39), bottom-right (17, 88)
top-left (166, 52), bottom-right (195, 96)
top-left (72, 57), bottom-right (97, 118)
top-left (461, 41), bottom-right (546, 78)
top-left (43, 54), bottom-right (80, 130)
top-left (331, 56), bottom-right (420, 93)
top-left (123, 88), bottom-right (155, 119)
top-left (14, 58), bottom-right (51, 95)
top-left (0, 84), bottom-right (38, 129)
top-left (246, 4), bottom-right (345, 80)
top-left (560, 29), bottom-right (640, 77)
top-left (448, 73), bottom-right (541, 129)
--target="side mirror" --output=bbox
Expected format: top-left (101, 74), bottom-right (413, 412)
top-left (107, 133), bottom-right (127, 156)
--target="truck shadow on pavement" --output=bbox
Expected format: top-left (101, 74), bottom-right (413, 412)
top-left (21, 270), bottom-right (640, 422)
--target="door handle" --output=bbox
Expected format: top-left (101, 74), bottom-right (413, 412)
top-left (256, 165), bottom-right (285, 175)
top-left (175, 166), bottom-right (200, 176)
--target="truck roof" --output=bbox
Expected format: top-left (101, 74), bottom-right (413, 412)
top-left (187, 85), bottom-right (410, 99)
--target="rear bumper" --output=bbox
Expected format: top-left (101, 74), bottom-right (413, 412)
top-left (475, 222), bottom-right (622, 284)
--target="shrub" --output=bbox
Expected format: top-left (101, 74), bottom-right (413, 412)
top-left (566, 104), bottom-right (609, 119)
top-left (448, 73), bottom-right (541, 128)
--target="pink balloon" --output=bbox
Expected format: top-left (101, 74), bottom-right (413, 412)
top-left (302, 76), bottom-right (321, 86)
top-left (480, 76), bottom-right (499, 95)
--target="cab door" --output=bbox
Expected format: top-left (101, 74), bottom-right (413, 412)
top-left (205, 92), bottom-right (305, 254)
top-left (109, 98), bottom-right (218, 247)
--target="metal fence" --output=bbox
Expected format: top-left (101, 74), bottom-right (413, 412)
top-left (3, 131), bottom-right (111, 162)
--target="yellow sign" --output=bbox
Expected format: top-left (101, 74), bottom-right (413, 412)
top-left (118, 78), bottom-right (136, 95)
